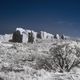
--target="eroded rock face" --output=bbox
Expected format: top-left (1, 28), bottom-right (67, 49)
top-left (9, 28), bottom-right (55, 43)
top-left (40, 31), bottom-right (54, 40)
top-left (15, 28), bottom-right (37, 43)
top-left (16, 28), bottom-right (25, 35)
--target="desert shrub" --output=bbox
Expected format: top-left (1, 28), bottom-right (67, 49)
top-left (35, 58), bottom-right (52, 71)
top-left (49, 44), bottom-right (80, 72)
top-left (0, 77), bottom-right (4, 80)
top-left (32, 43), bottom-right (80, 72)
top-left (33, 54), bottom-right (53, 72)
top-left (75, 46), bottom-right (80, 57)
top-left (28, 32), bottom-right (34, 43)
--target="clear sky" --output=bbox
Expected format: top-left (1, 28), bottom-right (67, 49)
top-left (0, 0), bottom-right (80, 37)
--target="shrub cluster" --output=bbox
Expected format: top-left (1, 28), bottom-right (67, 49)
top-left (34, 44), bottom-right (80, 72)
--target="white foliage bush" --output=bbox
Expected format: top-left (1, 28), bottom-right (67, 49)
top-left (49, 43), bottom-right (80, 72)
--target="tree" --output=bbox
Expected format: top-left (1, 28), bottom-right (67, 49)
top-left (12, 30), bottom-right (22, 43)
top-left (37, 32), bottom-right (41, 39)
top-left (54, 34), bottom-right (60, 39)
top-left (28, 31), bottom-right (34, 43)
top-left (61, 34), bottom-right (65, 39)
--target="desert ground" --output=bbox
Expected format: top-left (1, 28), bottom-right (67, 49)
top-left (0, 39), bottom-right (80, 80)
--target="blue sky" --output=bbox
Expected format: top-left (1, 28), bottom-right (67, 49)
top-left (0, 0), bottom-right (80, 37)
